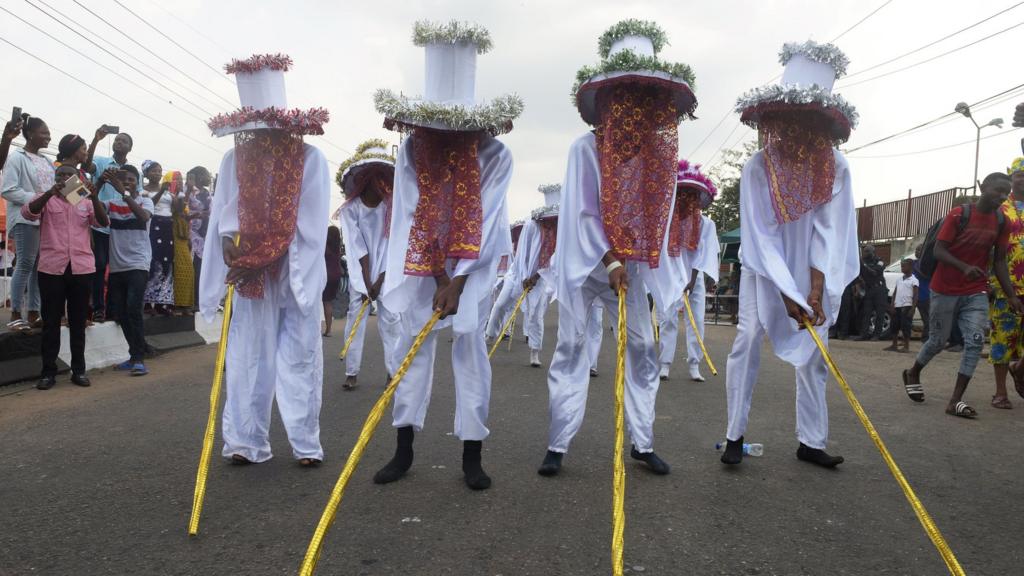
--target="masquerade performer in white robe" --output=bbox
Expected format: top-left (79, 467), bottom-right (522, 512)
top-left (374, 21), bottom-right (522, 490)
top-left (721, 41), bottom-right (858, 468)
top-left (654, 160), bottom-right (719, 382)
top-left (522, 185), bottom-right (560, 367)
top-left (539, 21), bottom-right (697, 477)
top-left (586, 301), bottom-right (605, 377)
top-left (485, 220), bottom-right (526, 341)
top-left (199, 54), bottom-right (331, 466)
top-left (337, 140), bottom-right (401, 390)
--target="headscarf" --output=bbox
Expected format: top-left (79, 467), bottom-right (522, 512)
top-left (1009, 157), bottom-right (1024, 175)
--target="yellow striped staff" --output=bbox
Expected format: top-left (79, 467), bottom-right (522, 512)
top-left (338, 298), bottom-right (371, 361)
top-left (299, 311), bottom-right (443, 576)
top-left (682, 291), bottom-right (717, 376)
top-left (611, 287), bottom-right (627, 576)
top-left (507, 308), bottom-right (516, 352)
top-left (488, 287), bottom-right (531, 358)
top-left (802, 318), bottom-right (964, 576)
top-left (188, 238), bottom-right (239, 536)
top-left (650, 302), bottom-right (659, 345)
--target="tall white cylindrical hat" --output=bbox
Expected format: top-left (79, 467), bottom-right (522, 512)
top-left (236, 68), bottom-right (288, 111)
top-left (781, 54), bottom-right (836, 93)
top-left (608, 35), bottom-right (655, 58)
top-left (424, 43), bottom-right (477, 107)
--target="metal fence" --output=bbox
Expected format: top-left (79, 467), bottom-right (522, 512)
top-left (856, 187), bottom-right (972, 243)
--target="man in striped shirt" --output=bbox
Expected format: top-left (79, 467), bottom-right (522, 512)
top-left (101, 165), bottom-right (154, 376)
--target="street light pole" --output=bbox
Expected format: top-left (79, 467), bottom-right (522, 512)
top-left (956, 101), bottom-right (1003, 195)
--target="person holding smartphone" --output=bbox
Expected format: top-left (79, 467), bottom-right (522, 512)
top-left (22, 164), bottom-right (109, 389)
top-left (102, 165), bottom-right (153, 376)
top-left (85, 125), bottom-right (135, 322)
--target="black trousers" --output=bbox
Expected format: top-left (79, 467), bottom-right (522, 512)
top-left (91, 230), bottom-right (109, 315)
top-left (39, 266), bottom-right (91, 377)
top-left (917, 299), bottom-right (930, 342)
top-left (108, 269), bottom-right (148, 362)
top-left (860, 284), bottom-right (888, 337)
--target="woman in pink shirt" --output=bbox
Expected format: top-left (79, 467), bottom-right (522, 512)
top-left (22, 163), bottom-right (109, 390)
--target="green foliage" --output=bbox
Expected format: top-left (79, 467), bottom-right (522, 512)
top-left (707, 140), bottom-right (759, 234)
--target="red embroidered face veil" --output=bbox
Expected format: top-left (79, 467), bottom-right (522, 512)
top-left (759, 109), bottom-right (835, 226)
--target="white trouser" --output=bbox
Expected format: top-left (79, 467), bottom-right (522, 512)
top-left (485, 278), bottom-right (517, 339)
top-left (684, 277), bottom-right (706, 367)
top-left (587, 301), bottom-right (604, 371)
top-left (392, 295), bottom-right (492, 441)
top-left (547, 265), bottom-right (660, 453)
top-left (524, 279), bottom-right (548, 351)
top-left (222, 280), bottom-right (324, 462)
top-left (724, 269), bottom-right (829, 449)
top-left (657, 300), bottom-right (682, 368)
top-left (344, 291), bottom-right (401, 377)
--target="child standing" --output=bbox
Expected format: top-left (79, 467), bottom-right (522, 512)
top-left (886, 258), bottom-right (919, 352)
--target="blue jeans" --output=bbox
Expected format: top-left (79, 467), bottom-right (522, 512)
top-left (10, 223), bottom-right (40, 314)
top-left (915, 292), bottom-right (987, 378)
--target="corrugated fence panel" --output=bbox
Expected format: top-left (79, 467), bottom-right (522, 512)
top-left (856, 187), bottom-right (971, 242)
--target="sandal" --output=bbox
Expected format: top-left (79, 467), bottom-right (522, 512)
top-left (298, 458), bottom-right (322, 467)
top-left (991, 395), bottom-right (1013, 410)
top-left (1010, 360), bottom-right (1024, 400)
top-left (946, 401), bottom-right (978, 419)
top-left (902, 369), bottom-right (924, 403)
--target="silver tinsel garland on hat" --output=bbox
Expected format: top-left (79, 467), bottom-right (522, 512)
top-left (538, 183), bottom-right (561, 195)
top-left (734, 84), bottom-right (859, 129)
top-left (779, 40), bottom-right (850, 78)
top-left (412, 20), bottom-right (493, 54)
top-left (531, 203), bottom-right (560, 220)
top-left (374, 89), bottom-right (524, 135)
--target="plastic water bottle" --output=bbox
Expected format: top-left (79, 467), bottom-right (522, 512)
top-left (715, 441), bottom-right (763, 457)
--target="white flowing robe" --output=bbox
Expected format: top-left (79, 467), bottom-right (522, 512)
top-left (339, 198), bottom-right (400, 377)
top-left (724, 149), bottom-right (858, 449)
top-left (546, 131), bottom-right (675, 454)
top-left (199, 143), bottom-right (330, 462)
top-left (381, 134), bottom-right (513, 440)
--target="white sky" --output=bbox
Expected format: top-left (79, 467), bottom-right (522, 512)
top-left (2, 0), bottom-right (1020, 222)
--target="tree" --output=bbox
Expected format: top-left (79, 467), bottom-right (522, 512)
top-left (706, 140), bottom-right (758, 234)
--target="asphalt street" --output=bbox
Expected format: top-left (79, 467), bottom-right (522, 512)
top-left (1, 309), bottom-right (1022, 575)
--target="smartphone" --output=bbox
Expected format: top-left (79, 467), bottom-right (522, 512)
top-left (102, 125), bottom-right (120, 135)
top-left (62, 174), bottom-right (87, 206)
top-left (11, 106), bottom-right (21, 123)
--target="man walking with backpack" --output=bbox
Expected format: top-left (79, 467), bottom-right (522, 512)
top-left (903, 173), bottom-right (1019, 418)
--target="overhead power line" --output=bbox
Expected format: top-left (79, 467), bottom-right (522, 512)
top-left (839, 19), bottom-right (1024, 89)
top-left (143, 0), bottom-right (235, 58)
top-left (848, 127), bottom-right (1022, 159)
top-left (831, 0), bottom-right (895, 41)
top-left (0, 34), bottom-right (219, 153)
top-left (111, 0), bottom-right (234, 84)
top-left (0, 6), bottom-right (207, 123)
top-left (843, 1), bottom-right (1024, 79)
top-left (844, 81), bottom-right (1024, 153)
top-left (67, 0), bottom-right (236, 107)
top-left (22, 0), bottom-right (219, 116)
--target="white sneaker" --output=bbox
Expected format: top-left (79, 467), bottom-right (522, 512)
top-left (688, 363), bottom-right (705, 382)
top-left (659, 365), bottom-right (670, 380)
top-left (530, 349), bottom-right (541, 367)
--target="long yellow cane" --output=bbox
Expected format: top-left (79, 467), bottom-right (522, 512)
top-left (682, 291), bottom-right (718, 376)
top-left (188, 238), bottom-right (239, 536)
top-left (611, 287), bottom-right (627, 576)
top-left (488, 287), bottom-right (530, 358)
top-left (651, 302), bottom-right (659, 345)
top-left (802, 318), bottom-right (964, 576)
top-left (299, 311), bottom-right (442, 576)
top-left (338, 298), bottom-right (371, 360)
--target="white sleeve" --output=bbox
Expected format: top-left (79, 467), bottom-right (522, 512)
top-left (287, 145), bottom-right (331, 314)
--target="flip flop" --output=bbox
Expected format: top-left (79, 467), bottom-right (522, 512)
top-left (991, 395), bottom-right (1013, 409)
top-left (946, 401), bottom-right (977, 419)
top-left (902, 369), bottom-right (924, 403)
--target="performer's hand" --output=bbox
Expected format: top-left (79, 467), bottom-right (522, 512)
top-left (523, 274), bottom-right (539, 291)
top-left (434, 275), bottom-right (467, 319)
top-left (806, 267), bottom-right (826, 327)
top-left (222, 237), bottom-right (240, 267)
top-left (370, 274), bottom-right (385, 301)
top-left (781, 292), bottom-right (810, 329)
top-left (608, 266), bottom-right (628, 293)
top-left (226, 266), bottom-right (258, 286)
top-left (684, 279), bottom-right (696, 296)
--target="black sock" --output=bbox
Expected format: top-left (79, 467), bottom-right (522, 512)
top-left (373, 426), bottom-right (414, 484)
top-left (721, 436), bottom-right (744, 465)
top-left (462, 440), bottom-right (491, 490)
top-left (537, 450), bottom-right (563, 476)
